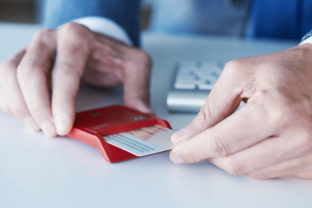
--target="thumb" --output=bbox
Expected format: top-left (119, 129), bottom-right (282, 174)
top-left (171, 61), bottom-right (244, 144)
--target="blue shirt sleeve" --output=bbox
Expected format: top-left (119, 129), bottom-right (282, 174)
top-left (41, 0), bottom-right (141, 46)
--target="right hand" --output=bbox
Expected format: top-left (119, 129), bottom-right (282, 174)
top-left (0, 22), bottom-right (152, 137)
top-left (170, 44), bottom-right (312, 179)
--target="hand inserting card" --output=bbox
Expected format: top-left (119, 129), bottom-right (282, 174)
top-left (67, 105), bottom-right (173, 162)
top-left (105, 125), bottom-right (174, 157)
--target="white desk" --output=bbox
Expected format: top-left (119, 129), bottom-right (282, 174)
top-left (1, 24), bottom-right (312, 208)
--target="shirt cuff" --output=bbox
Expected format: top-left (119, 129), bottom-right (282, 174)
top-left (73, 16), bottom-right (133, 45)
top-left (300, 36), bottom-right (312, 45)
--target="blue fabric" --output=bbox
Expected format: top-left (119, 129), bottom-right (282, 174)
top-left (302, 0), bottom-right (312, 36)
top-left (42, 0), bottom-right (141, 46)
top-left (149, 0), bottom-right (250, 37)
top-left (149, 0), bottom-right (312, 40)
top-left (42, 0), bottom-right (312, 44)
top-left (247, 0), bottom-right (312, 40)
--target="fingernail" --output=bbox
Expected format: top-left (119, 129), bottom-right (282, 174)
top-left (170, 152), bottom-right (184, 164)
top-left (23, 116), bottom-right (40, 132)
top-left (171, 128), bottom-right (188, 144)
top-left (41, 120), bottom-right (57, 138)
top-left (55, 114), bottom-right (71, 136)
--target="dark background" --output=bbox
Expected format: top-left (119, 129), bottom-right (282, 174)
top-left (0, 0), bottom-right (152, 29)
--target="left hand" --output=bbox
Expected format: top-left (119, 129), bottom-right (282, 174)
top-left (170, 43), bottom-right (312, 180)
top-left (0, 23), bottom-right (152, 137)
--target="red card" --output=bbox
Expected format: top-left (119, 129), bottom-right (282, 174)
top-left (67, 105), bottom-right (172, 163)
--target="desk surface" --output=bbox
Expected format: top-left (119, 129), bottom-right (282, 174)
top-left (1, 24), bottom-right (311, 208)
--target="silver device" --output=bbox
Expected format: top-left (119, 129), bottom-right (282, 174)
top-left (167, 61), bottom-right (224, 113)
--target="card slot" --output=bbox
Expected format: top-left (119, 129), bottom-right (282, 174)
top-left (67, 105), bottom-right (172, 163)
top-left (96, 118), bottom-right (171, 136)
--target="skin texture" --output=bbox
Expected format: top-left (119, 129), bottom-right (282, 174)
top-left (170, 43), bottom-right (312, 180)
top-left (0, 23), bottom-right (152, 137)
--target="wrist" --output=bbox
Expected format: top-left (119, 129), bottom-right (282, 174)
top-left (300, 37), bottom-right (312, 47)
top-left (295, 42), bottom-right (312, 52)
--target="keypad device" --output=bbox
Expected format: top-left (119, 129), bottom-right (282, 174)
top-left (167, 61), bottom-right (224, 112)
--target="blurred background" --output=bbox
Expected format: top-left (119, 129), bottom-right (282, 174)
top-left (0, 0), bottom-right (154, 29)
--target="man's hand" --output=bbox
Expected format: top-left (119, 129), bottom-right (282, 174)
top-left (170, 44), bottom-right (312, 180)
top-left (0, 23), bottom-right (152, 137)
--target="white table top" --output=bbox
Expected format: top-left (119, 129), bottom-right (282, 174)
top-left (1, 24), bottom-right (311, 208)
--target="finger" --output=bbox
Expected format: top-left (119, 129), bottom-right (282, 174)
top-left (248, 153), bottom-right (312, 180)
top-left (170, 103), bottom-right (275, 164)
top-left (52, 23), bottom-right (91, 135)
top-left (17, 30), bottom-right (57, 137)
top-left (0, 48), bottom-right (27, 115)
top-left (122, 49), bottom-right (153, 114)
top-left (0, 87), bottom-right (10, 114)
top-left (171, 61), bottom-right (245, 144)
top-left (0, 62), bottom-right (12, 115)
top-left (0, 49), bottom-right (40, 131)
top-left (288, 172), bottom-right (312, 180)
top-left (209, 131), bottom-right (311, 176)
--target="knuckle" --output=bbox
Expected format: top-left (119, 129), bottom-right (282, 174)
top-left (65, 44), bottom-right (84, 55)
top-left (53, 64), bottom-right (82, 80)
top-left (124, 50), bottom-right (152, 76)
top-left (16, 66), bottom-right (45, 86)
top-left (60, 22), bottom-right (91, 39)
top-left (20, 57), bottom-right (39, 68)
top-left (209, 130), bottom-right (232, 156)
top-left (194, 110), bottom-right (208, 125)
top-left (198, 101), bottom-right (213, 124)
top-left (268, 103), bottom-right (290, 125)
top-left (137, 50), bottom-right (151, 63)
top-left (223, 59), bottom-right (242, 74)
top-left (59, 24), bottom-right (91, 52)
top-left (249, 90), bottom-right (288, 129)
top-left (56, 59), bottom-right (76, 70)
top-left (189, 102), bottom-right (213, 129)
top-left (210, 141), bottom-right (228, 157)
top-left (61, 22), bottom-right (85, 32)
top-left (226, 159), bottom-right (244, 176)
top-left (33, 29), bottom-right (54, 43)
top-left (17, 59), bottom-right (40, 81)
top-left (221, 59), bottom-right (247, 86)
top-left (130, 49), bottom-right (152, 70)
top-left (294, 127), bottom-right (312, 152)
